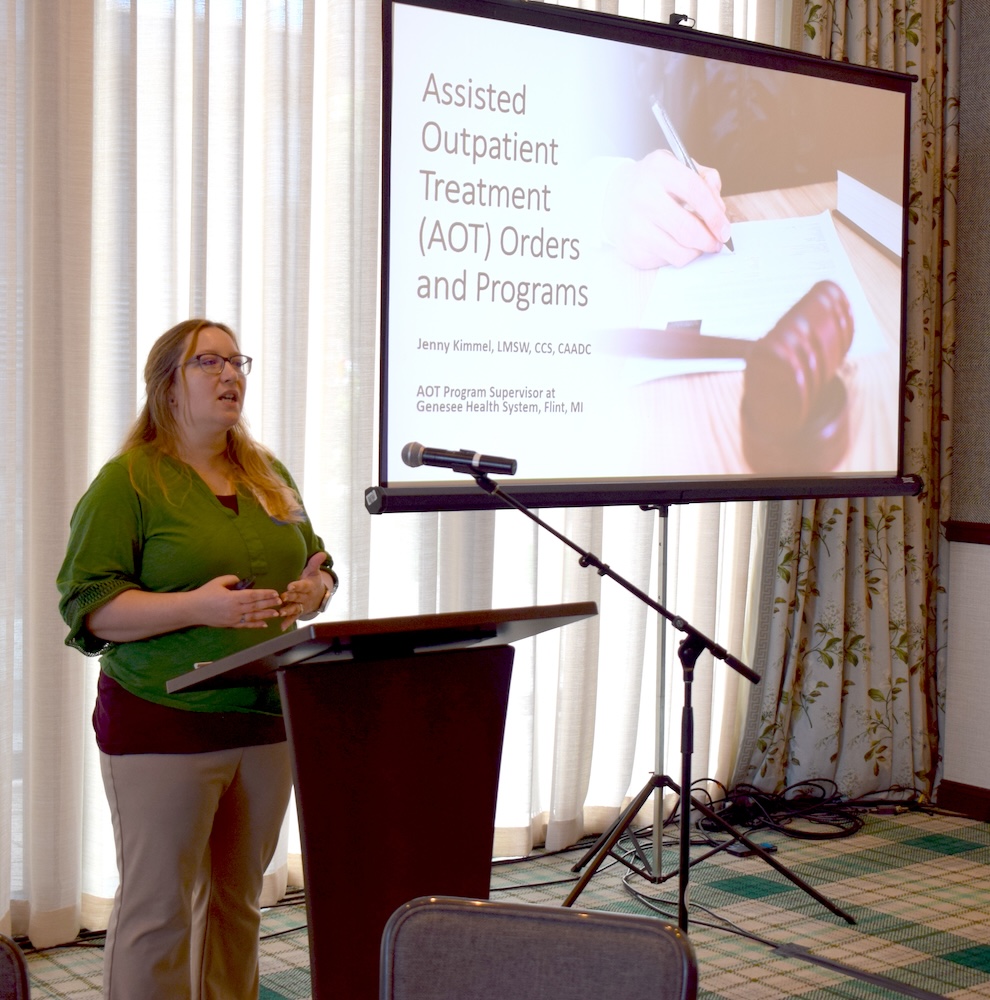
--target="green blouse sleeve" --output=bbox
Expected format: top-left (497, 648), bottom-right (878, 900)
top-left (57, 459), bottom-right (144, 656)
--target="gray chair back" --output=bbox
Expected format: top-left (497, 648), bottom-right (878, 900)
top-left (0, 933), bottom-right (30, 999)
top-left (381, 896), bottom-right (697, 1000)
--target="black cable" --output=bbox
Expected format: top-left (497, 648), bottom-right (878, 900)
top-left (263, 891), bottom-right (308, 910)
top-left (489, 874), bottom-right (582, 892)
top-left (697, 779), bottom-right (882, 841)
top-left (16, 929), bottom-right (106, 955)
top-left (491, 833), bottom-right (606, 867)
top-left (260, 923), bottom-right (309, 942)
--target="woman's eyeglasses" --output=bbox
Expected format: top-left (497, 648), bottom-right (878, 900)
top-left (184, 353), bottom-right (253, 376)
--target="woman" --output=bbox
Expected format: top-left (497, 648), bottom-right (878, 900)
top-left (57, 319), bottom-right (336, 1000)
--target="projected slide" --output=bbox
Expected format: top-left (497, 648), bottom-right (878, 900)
top-left (377, 0), bottom-right (910, 507)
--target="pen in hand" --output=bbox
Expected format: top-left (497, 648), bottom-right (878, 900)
top-left (651, 99), bottom-right (735, 254)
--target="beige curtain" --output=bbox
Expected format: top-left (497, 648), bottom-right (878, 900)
top-left (1, 0), bottom-right (382, 947)
top-left (734, 0), bottom-right (956, 798)
top-left (1, 0), bottom-right (901, 951)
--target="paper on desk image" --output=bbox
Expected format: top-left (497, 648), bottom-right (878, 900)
top-left (634, 210), bottom-right (886, 380)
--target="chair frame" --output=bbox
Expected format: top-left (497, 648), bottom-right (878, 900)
top-left (0, 932), bottom-right (30, 1000)
top-left (381, 895), bottom-right (698, 1000)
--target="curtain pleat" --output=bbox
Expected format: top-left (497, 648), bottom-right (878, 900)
top-left (19, 0), bottom-right (95, 950)
top-left (0, 0), bottom-right (19, 942)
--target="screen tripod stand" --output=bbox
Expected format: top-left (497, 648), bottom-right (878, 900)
top-left (470, 474), bottom-right (855, 933)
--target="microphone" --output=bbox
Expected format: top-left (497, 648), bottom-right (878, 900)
top-left (401, 442), bottom-right (517, 477)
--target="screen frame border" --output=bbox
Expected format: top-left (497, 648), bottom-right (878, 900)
top-left (372, 0), bottom-right (916, 514)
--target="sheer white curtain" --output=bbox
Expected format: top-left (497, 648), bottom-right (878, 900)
top-left (1, 0), bottom-right (790, 948)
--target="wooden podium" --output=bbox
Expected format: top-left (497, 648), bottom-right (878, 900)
top-left (167, 602), bottom-right (597, 999)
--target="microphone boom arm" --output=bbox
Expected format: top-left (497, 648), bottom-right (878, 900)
top-left (469, 472), bottom-right (859, 932)
top-left (470, 472), bottom-right (759, 684)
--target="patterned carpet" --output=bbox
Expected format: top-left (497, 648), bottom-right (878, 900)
top-left (20, 807), bottom-right (990, 998)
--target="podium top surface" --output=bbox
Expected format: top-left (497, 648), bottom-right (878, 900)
top-left (166, 601), bottom-right (598, 694)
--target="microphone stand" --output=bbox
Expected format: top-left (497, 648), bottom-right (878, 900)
top-left (469, 471), bottom-right (855, 932)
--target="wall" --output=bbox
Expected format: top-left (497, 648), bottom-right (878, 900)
top-left (940, 0), bottom-right (990, 817)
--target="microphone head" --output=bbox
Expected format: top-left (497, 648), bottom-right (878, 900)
top-left (400, 442), bottom-right (424, 468)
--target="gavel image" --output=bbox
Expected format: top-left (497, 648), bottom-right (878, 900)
top-left (741, 280), bottom-right (853, 473)
top-left (611, 280), bottom-right (855, 473)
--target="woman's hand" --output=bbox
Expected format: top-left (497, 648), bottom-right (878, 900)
top-left (203, 575), bottom-right (283, 629)
top-left (603, 149), bottom-right (731, 269)
top-left (278, 552), bottom-right (331, 631)
top-left (85, 574), bottom-right (284, 641)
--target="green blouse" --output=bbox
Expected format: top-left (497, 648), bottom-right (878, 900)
top-left (57, 446), bottom-right (332, 715)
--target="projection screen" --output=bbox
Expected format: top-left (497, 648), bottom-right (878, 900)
top-left (367, 0), bottom-right (919, 513)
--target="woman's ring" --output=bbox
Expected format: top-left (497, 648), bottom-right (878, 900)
top-left (239, 614), bottom-right (246, 624)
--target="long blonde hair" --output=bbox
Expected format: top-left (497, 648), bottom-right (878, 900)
top-left (119, 319), bottom-right (305, 523)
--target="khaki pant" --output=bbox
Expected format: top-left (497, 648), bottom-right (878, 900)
top-left (99, 743), bottom-right (293, 1000)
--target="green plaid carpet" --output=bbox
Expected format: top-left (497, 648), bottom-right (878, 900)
top-left (490, 809), bottom-right (990, 999)
top-left (23, 809), bottom-right (990, 998)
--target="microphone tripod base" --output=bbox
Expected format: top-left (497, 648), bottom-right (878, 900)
top-left (563, 773), bottom-right (856, 930)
